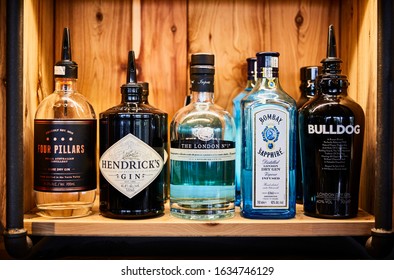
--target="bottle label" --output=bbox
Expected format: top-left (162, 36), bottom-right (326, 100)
top-left (171, 139), bottom-right (235, 162)
top-left (252, 106), bottom-right (289, 209)
top-left (99, 133), bottom-right (166, 199)
top-left (34, 120), bottom-right (97, 192)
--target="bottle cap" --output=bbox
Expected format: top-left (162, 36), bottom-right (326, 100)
top-left (121, 51), bottom-right (143, 95)
top-left (256, 52), bottom-right (279, 78)
top-left (54, 28), bottom-right (78, 79)
top-left (190, 53), bottom-right (215, 75)
top-left (247, 57), bottom-right (257, 80)
top-left (300, 66), bottom-right (321, 81)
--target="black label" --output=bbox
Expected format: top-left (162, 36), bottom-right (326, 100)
top-left (34, 120), bottom-right (97, 192)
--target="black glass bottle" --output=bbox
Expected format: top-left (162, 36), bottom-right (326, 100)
top-left (296, 66), bottom-right (321, 204)
top-left (99, 51), bottom-right (167, 219)
top-left (298, 25), bottom-right (365, 218)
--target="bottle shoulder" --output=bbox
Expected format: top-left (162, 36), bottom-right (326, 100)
top-left (35, 91), bottom-right (96, 119)
top-left (100, 102), bottom-right (167, 117)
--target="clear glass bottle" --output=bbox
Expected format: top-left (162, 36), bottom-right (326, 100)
top-left (299, 25), bottom-right (365, 218)
top-left (99, 51), bottom-right (167, 219)
top-left (232, 57), bottom-right (256, 206)
top-left (241, 52), bottom-right (297, 219)
top-left (170, 53), bottom-right (236, 220)
top-left (34, 28), bottom-right (97, 218)
top-left (296, 66), bottom-right (321, 204)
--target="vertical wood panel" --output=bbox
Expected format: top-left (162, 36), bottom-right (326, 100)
top-left (188, 0), bottom-right (339, 112)
top-left (23, 0), bottom-right (55, 215)
top-left (137, 0), bottom-right (187, 120)
top-left (340, 0), bottom-right (377, 213)
top-left (55, 0), bottom-right (133, 117)
top-left (0, 0), bottom-right (6, 228)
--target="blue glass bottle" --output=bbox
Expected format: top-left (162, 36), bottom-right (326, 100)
top-left (241, 52), bottom-right (297, 219)
top-left (232, 57), bottom-right (256, 206)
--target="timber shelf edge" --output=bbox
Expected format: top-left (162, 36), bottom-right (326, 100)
top-left (23, 201), bottom-right (375, 238)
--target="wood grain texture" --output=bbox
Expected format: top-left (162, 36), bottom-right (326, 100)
top-left (54, 0), bottom-right (133, 117)
top-left (340, 0), bottom-right (377, 213)
top-left (0, 0), bottom-right (6, 228)
top-left (23, 202), bottom-right (374, 237)
top-left (188, 0), bottom-right (339, 112)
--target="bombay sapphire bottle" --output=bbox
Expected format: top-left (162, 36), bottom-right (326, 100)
top-left (296, 66), bottom-right (321, 204)
top-left (232, 57), bottom-right (256, 206)
top-left (170, 53), bottom-right (236, 220)
top-left (34, 28), bottom-right (97, 218)
top-left (99, 51), bottom-right (167, 219)
top-left (299, 25), bottom-right (365, 218)
top-left (241, 52), bottom-right (297, 219)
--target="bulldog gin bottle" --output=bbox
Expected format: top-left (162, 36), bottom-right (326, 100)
top-left (299, 25), bottom-right (365, 218)
top-left (170, 53), bottom-right (236, 220)
top-left (241, 52), bottom-right (297, 219)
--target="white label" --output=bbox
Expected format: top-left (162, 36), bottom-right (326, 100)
top-left (252, 106), bottom-right (289, 209)
top-left (99, 133), bottom-right (165, 199)
top-left (170, 147), bottom-right (236, 162)
top-left (54, 66), bottom-right (66, 75)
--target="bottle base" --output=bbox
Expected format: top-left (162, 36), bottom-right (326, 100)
top-left (241, 209), bottom-right (295, 219)
top-left (100, 209), bottom-right (164, 219)
top-left (303, 211), bottom-right (357, 219)
top-left (34, 190), bottom-right (96, 218)
top-left (170, 200), bottom-right (235, 220)
top-left (35, 203), bottom-right (93, 218)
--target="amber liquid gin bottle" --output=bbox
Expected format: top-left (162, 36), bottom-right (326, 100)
top-left (232, 57), bottom-right (256, 206)
top-left (241, 52), bottom-right (297, 219)
top-left (298, 25), bottom-right (365, 218)
top-left (34, 28), bottom-right (97, 218)
top-left (296, 66), bottom-right (321, 204)
top-left (170, 53), bottom-right (236, 220)
top-left (99, 51), bottom-right (167, 219)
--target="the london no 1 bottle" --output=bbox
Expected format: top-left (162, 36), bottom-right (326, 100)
top-left (241, 52), bottom-right (297, 219)
top-left (99, 51), bottom-right (167, 219)
top-left (299, 25), bottom-right (365, 218)
top-left (170, 53), bottom-right (236, 220)
top-left (232, 57), bottom-right (257, 206)
top-left (296, 66), bottom-right (321, 204)
top-left (34, 28), bottom-right (97, 218)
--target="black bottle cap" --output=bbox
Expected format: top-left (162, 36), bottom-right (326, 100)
top-left (121, 51), bottom-right (143, 95)
top-left (190, 53), bottom-right (215, 75)
top-left (247, 57), bottom-right (257, 80)
top-left (319, 25), bottom-right (349, 93)
top-left (54, 28), bottom-right (78, 79)
top-left (256, 52), bottom-right (279, 78)
top-left (300, 66), bottom-right (321, 82)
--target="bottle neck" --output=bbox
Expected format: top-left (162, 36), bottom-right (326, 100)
top-left (55, 78), bottom-right (78, 92)
top-left (191, 91), bottom-right (214, 103)
top-left (190, 74), bottom-right (215, 103)
top-left (122, 93), bottom-right (142, 103)
top-left (255, 76), bottom-right (281, 90)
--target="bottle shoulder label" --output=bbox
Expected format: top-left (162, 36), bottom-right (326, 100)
top-left (99, 133), bottom-right (166, 199)
top-left (251, 105), bottom-right (290, 209)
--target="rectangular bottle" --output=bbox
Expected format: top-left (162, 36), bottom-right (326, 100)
top-left (99, 51), bottom-right (167, 219)
top-left (298, 25), bottom-right (365, 218)
top-left (170, 53), bottom-right (236, 220)
top-left (34, 28), bottom-right (97, 218)
top-left (241, 52), bottom-right (297, 219)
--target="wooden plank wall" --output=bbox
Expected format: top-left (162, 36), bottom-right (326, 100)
top-left (0, 0), bottom-right (380, 227)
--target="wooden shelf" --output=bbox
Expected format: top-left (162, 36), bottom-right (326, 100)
top-left (24, 201), bottom-right (374, 238)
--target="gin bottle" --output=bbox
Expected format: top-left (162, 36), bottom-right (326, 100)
top-left (232, 57), bottom-right (256, 206)
top-left (296, 66), bottom-right (321, 204)
top-left (99, 51), bottom-right (167, 219)
top-left (241, 52), bottom-right (297, 219)
top-left (34, 28), bottom-right (97, 218)
top-left (170, 53), bottom-right (236, 220)
top-left (299, 25), bottom-right (365, 218)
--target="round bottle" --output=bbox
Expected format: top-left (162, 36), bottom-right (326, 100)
top-left (34, 28), bottom-right (97, 218)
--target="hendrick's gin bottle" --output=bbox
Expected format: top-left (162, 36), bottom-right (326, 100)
top-left (298, 25), bottom-right (365, 218)
top-left (99, 51), bottom-right (167, 219)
